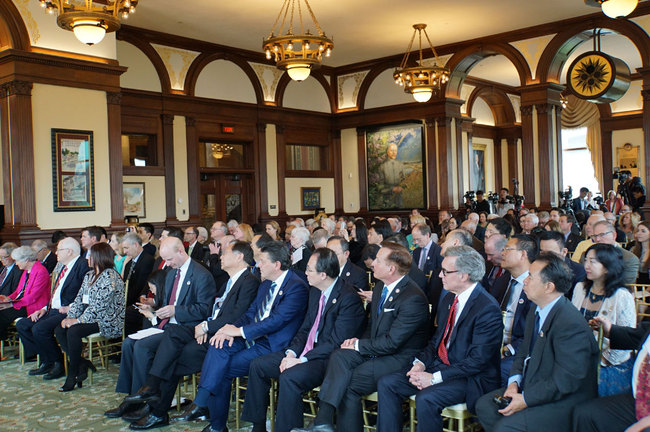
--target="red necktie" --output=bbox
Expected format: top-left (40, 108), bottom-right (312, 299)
top-left (438, 296), bottom-right (458, 365)
top-left (636, 354), bottom-right (650, 420)
top-left (158, 269), bottom-right (180, 329)
top-left (48, 266), bottom-right (68, 309)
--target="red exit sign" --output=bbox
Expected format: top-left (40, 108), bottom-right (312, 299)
top-left (222, 125), bottom-right (235, 134)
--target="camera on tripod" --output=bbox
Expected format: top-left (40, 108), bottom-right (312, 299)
top-left (464, 190), bottom-right (477, 211)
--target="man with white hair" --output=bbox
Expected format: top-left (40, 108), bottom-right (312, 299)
top-left (591, 220), bottom-right (639, 284)
top-left (520, 213), bottom-right (540, 236)
top-left (31, 239), bottom-right (57, 274)
top-left (571, 213), bottom-right (606, 263)
top-left (319, 218), bottom-right (336, 236)
top-left (290, 227), bottom-right (312, 276)
top-left (460, 219), bottom-right (485, 257)
top-left (122, 233), bottom-right (156, 336)
top-left (468, 212), bottom-right (485, 242)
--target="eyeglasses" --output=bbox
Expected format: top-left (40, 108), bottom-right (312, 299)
top-left (0, 255), bottom-right (10, 260)
top-left (440, 268), bottom-right (459, 276)
top-left (503, 247), bottom-right (520, 253)
top-left (592, 231), bottom-right (613, 240)
top-left (55, 248), bottom-right (71, 254)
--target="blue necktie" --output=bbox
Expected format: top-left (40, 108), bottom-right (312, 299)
top-left (377, 285), bottom-right (389, 316)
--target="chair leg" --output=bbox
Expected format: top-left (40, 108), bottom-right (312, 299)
top-left (269, 379), bottom-right (276, 432)
top-left (19, 339), bottom-right (24, 365)
top-left (235, 378), bottom-right (241, 431)
top-left (409, 398), bottom-right (416, 432)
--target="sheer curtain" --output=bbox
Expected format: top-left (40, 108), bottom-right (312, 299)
top-left (561, 95), bottom-right (603, 189)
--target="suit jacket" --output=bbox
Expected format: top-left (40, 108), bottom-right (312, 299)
top-left (41, 251), bottom-right (57, 274)
top-left (609, 321), bottom-right (650, 351)
top-left (620, 247), bottom-right (640, 285)
top-left (339, 260), bottom-right (368, 292)
top-left (287, 279), bottom-right (365, 361)
top-left (56, 256), bottom-right (91, 308)
top-left (161, 259), bottom-right (217, 327)
top-left (9, 261), bottom-right (51, 315)
top-left (412, 241), bottom-right (443, 278)
top-left (475, 225), bottom-right (486, 243)
top-left (206, 270), bottom-right (260, 333)
top-left (510, 296), bottom-right (599, 429)
top-left (142, 242), bottom-right (157, 257)
top-left (572, 197), bottom-right (589, 213)
top-left (236, 269), bottom-right (309, 352)
top-left (565, 257), bottom-right (586, 299)
top-left (187, 242), bottom-right (205, 263)
top-left (123, 252), bottom-right (155, 306)
top-left (564, 232), bottom-right (582, 253)
top-left (417, 284), bottom-right (503, 412)
top-left (358, 275), bottom-right (429, 358)
top-left (206, 253), bottom-right (230, 291)
top-left (291, 246), bottom-right (312, 274)
top-left (408, 267), bottom-right (428, 292)
top-left (481, 266), bottom-right (509, 294)
top-left (0, 264), bottom-right (23, 297)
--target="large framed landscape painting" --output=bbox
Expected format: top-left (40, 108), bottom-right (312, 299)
top-left (51, 129), bottom-right (95, 212)
top-left (366, 123), bottom-right (425, 211)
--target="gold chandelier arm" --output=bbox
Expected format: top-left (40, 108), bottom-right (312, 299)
top-left (423, 29), bottom-right (442, 64)
top-left (297, 0), bottom-right (304, 35)
top-left (303, 0), bottom-right (325, 36)
top-left (399, 30), bottom-right (417, 70)
top-left (269, 0), bottom-right (290, 37)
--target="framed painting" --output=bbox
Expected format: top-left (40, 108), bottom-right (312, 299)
top-left (123, 182), bottom-right (146, 218)
top-left (366, 123), bottom-right (425, 211)
top-left (617, 143), bottom-right (639, 178)
top-left (470, 142), bottom-right (486, 192)
top-left (51, 129), bottom-right (95, 212)
top-left (301, 187), bottom-right (321, 211)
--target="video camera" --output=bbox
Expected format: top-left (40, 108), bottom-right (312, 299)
top-left (464, 190), bottom-right (477, 212)
top-left (558, 186), bottom-right (573, 214)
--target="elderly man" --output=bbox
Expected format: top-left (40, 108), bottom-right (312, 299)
top-left (482, 234), bottom-right (508, 293)
top-left (0, 243), bottom-right (22, 296)
top-left (327, 236), bottom-right (367, 292)
top-left (296, 242), bottom-right (429, 432)
top-left (311, 228), bottom-right (330, 250)
top-left (184, 227), bottom-right (204, 262)
top-left (411, 223), bottom-right (443, 278)
top-left (122, 233), bottom-right (156, 336)
top-left (591, 220), bottom-right (639, 284)
top-left (572, 213), bottom-right (606, 262)
top-left (467, 212), bottom-right (486, 242)
top-left (460, 219), bottom-right (485, 256)
top-left (520, 213), bottom-right (541, 236)
top-left (242, 248), bottom-right (365, 432)
top-left (31, 239), bottom-right (57, 274)
top-left (476, 253), bottom-right (599, 432)
top-left (17, 238), bottom-right (89, 378)
top-left (377, 246), bottom-right (503, 431)
top-left (378, 143), bottom-right (407, 208)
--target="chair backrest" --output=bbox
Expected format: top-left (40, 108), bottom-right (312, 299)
top-left (631, 284), bottom-right (650, 322)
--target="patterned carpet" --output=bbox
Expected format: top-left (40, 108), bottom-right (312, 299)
top-left (0, 348), bottom-right (256, 432)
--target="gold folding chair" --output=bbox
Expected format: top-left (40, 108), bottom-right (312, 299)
top-left (409, 397), bottom-right (480, 432)
top-left (632, 283), bottom-right (650, 322)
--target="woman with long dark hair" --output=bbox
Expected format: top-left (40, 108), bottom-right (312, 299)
top-left (572, 243), bottom-right (635, 396)
top-left (55, 243), bottom-right (125, 392)
top-left (631, 221), bottom-right (650, 284)
top-left (349, 220), bottom-right (368, 266)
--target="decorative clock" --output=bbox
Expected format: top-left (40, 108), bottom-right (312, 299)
top-left (566, 51), bottom-right (631, 104)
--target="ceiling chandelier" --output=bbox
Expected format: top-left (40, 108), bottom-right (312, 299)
top-left (211, 144), bottom-right (233, 160)
top-left (394, 24), bottom-right (450, 103)
top-left (263, 0), bottom-right (334, 82)
top-left (39, 0), bottom-right (138, 46)
top-left (585, 0), bottom-right (638, 18)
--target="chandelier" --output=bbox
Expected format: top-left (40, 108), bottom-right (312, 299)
top-left (394, 24), bottom-right (450, 103)
top-left (211, 144), bottom-right (233, 160)
top-left (584, 0), bottom-right (638, 18)
top-left (39, 0), bottom-right (138, 46)
top-left (263, 0), bottom-right (334, 82)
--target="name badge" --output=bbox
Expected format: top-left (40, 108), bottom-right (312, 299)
top-left (82, 294), bottom-right (89, 304)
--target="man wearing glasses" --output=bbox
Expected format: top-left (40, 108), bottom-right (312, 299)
top-left (0, 243), bottom-right (22, 296)
top-left (590, 220), bottom-right (639, 285)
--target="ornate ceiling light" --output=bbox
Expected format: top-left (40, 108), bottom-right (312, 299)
top-left (585, 0), bottom-right (638, 19)
top-left (39, 0), bottom-right (138, 46)
top-left (394, 24), bottom-right (449, 103)
top-left (263, 0), bottom-right (334, 82)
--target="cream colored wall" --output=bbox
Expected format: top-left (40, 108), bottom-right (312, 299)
top-left (365, 69), bottom-right (414, 109)
top-left (122, 176), bottom-right (166, 222)
top-left (341, 128), bottom-right (360, 212)
top-left (117, 40), bottom-right (162, 92)
top-left (612, 128), bottom-right (645, 185)
top-left (610, 81), bottom-right (643, 114)
top-left (283, 77), bottom-right (331, 113)
top-left (471, 98), bottom-right (496, 126)
top-left (32, 84), bottom-right (110, 229)
top-left (173, 116), bottom-right (189, 221)
top-left (266, 125), bottom-right (279, 217)
top-left (195, 60), bottom-right (257, 103)
top-left (285, 178), bottom-right (335, 215)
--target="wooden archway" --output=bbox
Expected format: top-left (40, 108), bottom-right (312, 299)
top-left (466, 86), bottom-right (517, 126)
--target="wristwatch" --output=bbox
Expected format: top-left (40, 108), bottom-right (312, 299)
top-left (201, 321), bottom-right (209, 333)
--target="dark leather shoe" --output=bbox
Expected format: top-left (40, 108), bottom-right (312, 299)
top-left (122, 404), bottom-right (152, 422)
top-left (129, 412), bottom-right (169, 430)
top-left (124, 386), bottom-right (160, 404)
top-left (105, 401), bottom-right (142, 418)
top-left (170, 403), bottom-right (209, 422)
top-left (200, 426), bottom-right (227, 432)
top-left (28, 362), bottom-right (53, 376)
top-left (291, 425), bottom-right (335, 432)
top-left (43, 362), bottom-right (65, 380)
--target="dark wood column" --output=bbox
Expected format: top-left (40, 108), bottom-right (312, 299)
top-left (185, 116), bottom-right (201, 225)
top-left (555, 105), bottom-right (564, 194)
top-left (506, 137), bottom-right (519, 190)
top-left (424, 119), bottom-right (438, 212)
top-left (638, 67), bottom-right (650, 220)
top-left (436, 116), bottom-right (455, 211)
top-left (107, 92), bottom-right (125, 229)
top-left (332, 129), bottom-right (344, 215)
top-left (356, 128), bottom-right (368, 214)
top-left (455, 117), bottom-right (465, 198)
top-left (0, 80), bottom-right (37, 241)
top-left (520, 104), bottom-right (536, 205)
top-left (493, 137), bottom-right (504, 191)
top-left (275, 125), bottom-right (288, 219)
top-left (256, 123), bottom-right (271, 221)
top-left (600, 128), bottom-right (613, 195)
top-left (161, 114), bottom-right (178, 224)
top-left (535, 103), bottom-right (559, 208)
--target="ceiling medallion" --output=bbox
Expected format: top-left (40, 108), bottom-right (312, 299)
top-left (584, 0), bottom-right (638, 19)
top-left (263, 0), bottom-right (334, 82)
top-left (39, 0), bottom-right (138, 46)
top-left (394, 24), bottom-right (449, 103)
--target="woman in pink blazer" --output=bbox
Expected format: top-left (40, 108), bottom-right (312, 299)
top-left (0, 246), bottom-right (50, 341)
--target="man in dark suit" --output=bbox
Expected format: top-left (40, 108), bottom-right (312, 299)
top-left (461, 220), bottom-right (486, 257)
top-left (377, 245), bottom-right (503, 431)
top-left (152, 226), bottom-right (184, 271)
top-left (573, 319), bottom-right (650, 432)
top-left (571, 187), bottom-right (591, 213)
top-left (538, 230), bottom-right (585, 299)
top-left (327, 236), bottom-right (367, 292)
top-left (109, 241), bottom-right (258, 427)
top-left (113, 237), bottom-right (216, 398)
top-left (411, 223), bottom-right (443, 279)
top-left (297, 242), bottom-right (429, 432)
top-left (489, 235), bottom-right (536, 385)
top-left (122, 233), bottom-right (156, 336)
top-left (18, 237), bottom-right (89, 378)
top-left (185, 241), bottom-right (308, 432)
top-left (0, 243), bottom-right (23, 297)
top-left (559, 213), bottom-right (582, 253)
top-left (138, 223), bottom-right (157, 256)
top-left (481, 234), bottom-right (508, 293)
top-left (242, 248), bottom-right (365, 432)
top-left (184, 226), bottom-right (205, 263)
top-left (476, 253), bottom-right (599, 432)
top-left (32, 239), bottom-right (57, 274)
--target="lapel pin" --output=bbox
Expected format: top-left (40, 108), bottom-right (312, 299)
top-left (346, 272), bottom-right (350, 276)
top-left (388, 296), bottom-right (393, 302)
top-left (187, 281), bottom-right (190, 285)
top-left (332, 298), bottom-right (337, 304)
top-left (279, 290), bottom-right (283, 296)
top-left (518, 299), bottom-right (524, 304)
top-left (539, 331), bottom-right (544, 337)
top-left (395, 289), bottom-right (400, 293)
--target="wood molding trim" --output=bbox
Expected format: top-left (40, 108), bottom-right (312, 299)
top-left (161, 113), bottom-right (178, 223)
top-left (117, 33), bottom-right (172, 95)
top-left (0, 0), bottom-right (30, 51)
top-left (465, 86), bottom-right (517, 126)
top-left (356, 128), bottom-right (368, 213)
top-left (107, 92), bottom-right (125, 225)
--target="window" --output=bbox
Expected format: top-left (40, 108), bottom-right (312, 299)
top-left (199, 142), bottom-right (245, 169)
top-left (121, 134), bottom-right (157, 167)
top-left (561, 127), bottom-right (600, 196)
top-left (285, 143), bottom-right (331, 177)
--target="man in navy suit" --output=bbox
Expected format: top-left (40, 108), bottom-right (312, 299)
top-left (327, 236), bottom-right (368, 292)
top-left (377, 245), bottom-right (503, 431)
top-left (18, 237), bottom-right (89, 377)
top-left (297, 242), bottom-right (429, 432)
top-left (0, 242), bottom-right (23, 297)
top-left (241, 248), bottom-right (365, 432)
top-left (194, 241), bottom-right (308, 432)
top-left (122, 233), bottom-right (156, 336)
top-left (489, 234), bottom-right (536, 385)
top-left (411, 223), bottom-right (443, 279)
top-left (572, 187), bottom-right (591, 214)
top-left (538, 230), bottom-right (585, 299)
top-left (32, 239), bottom-right (57, 274)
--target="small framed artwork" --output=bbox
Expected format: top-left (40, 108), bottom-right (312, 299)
top-left (123, 182), bottom-right (146, 218)
top-left (51, 129), bottom-right (95, 212)
top-left (617, 143), bottom-right (640, 178)
top-left (471, 142), bottom-right (486, 192)
top-left (301, 187), bottom-right (321, 211)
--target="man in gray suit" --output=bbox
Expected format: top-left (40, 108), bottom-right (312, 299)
top-left (590, 220), bottom-right (639, 285)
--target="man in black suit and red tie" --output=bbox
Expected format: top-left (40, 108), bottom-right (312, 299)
top-left (377, 245), bottom-right (503, 431)
top-left (295, 242), bottom-right (429, 432)
top-left (241, 247), bottom-right (365, 432)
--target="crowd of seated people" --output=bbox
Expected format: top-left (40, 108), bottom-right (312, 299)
top-left (0, 202), bottom-right (648, 432)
